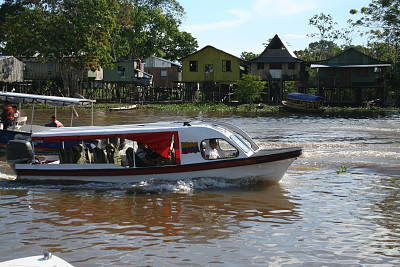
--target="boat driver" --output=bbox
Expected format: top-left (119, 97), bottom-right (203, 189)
top-left (135, 142), bottom-right (163, 166)
top-left (205, 139), bottom-right (220, 159)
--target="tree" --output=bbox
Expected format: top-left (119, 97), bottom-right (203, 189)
top-left (240, 52), bottom-right (259, 61)
top-left (350, 0), bottom-right (400, 105)
top-left (1, 0), bottom-right (119, 96)
top-left (308, 13), bottom-right (341, 60)
top-left (115, 0), bottom-right (197, 61)
top-left (236, 74), bottom-right (266, 106)
top-left (0, 0), bottom-right (198, 96)
top-left (295, 40), bottom-right (341, 62)
top-left (350, 0), bottom-right (399, 63)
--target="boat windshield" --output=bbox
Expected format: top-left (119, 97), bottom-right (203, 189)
top-left (230, 135), bottom-right (251, 153)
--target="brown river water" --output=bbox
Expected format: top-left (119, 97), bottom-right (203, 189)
top-left (0, 108), bottom-right (399, 266)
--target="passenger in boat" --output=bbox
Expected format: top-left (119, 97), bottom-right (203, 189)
top-left (135, 142), bottom-right (163, 166)
top-left (45, 116), bottom-right (64, 127)
top-left (205, 139), bottom-right (220, 159)
top-left (1, 101), bottom-right (14, 129)
top-left (12, 105), bottom-right (20, 120)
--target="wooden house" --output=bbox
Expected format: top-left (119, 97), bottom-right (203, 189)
top-left (310, 48), bottom-right (391, 106)
top-left (250, 34), bottom-right (306, 104)
top-left (180, 46), bottom-right (247, 102)
top-left (21, 57), bottom-right (62, 81)
top-left (143, 56), bottom-right (182, 101)
top-left (0, 55), bottom-right (24, 83)
top-left (103, 59), bottom-right (152, 86)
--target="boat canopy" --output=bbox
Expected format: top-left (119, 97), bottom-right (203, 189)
top-left (287, 93), bottom-right (324, 101)
top-left (31, 125), bottom-right (179, 159)
top-left (0, 92), bottom-right (96, 106)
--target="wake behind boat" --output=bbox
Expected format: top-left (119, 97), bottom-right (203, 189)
top-left (6, 121), bottom-right (302, 183)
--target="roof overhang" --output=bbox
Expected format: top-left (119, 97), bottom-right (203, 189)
top-left (310, 63), bottom-right (391, 68)
top-left (0, 92), bottom-right (96, 106)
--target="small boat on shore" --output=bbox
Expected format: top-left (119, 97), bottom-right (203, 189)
top-left (6, 121), bottom-right (302, 183)
top-left (282, 93), bottom-right (324, 114)
top-left (109, 104), bottom-right (138, 111)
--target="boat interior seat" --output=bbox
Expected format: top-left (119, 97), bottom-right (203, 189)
top-left (71, 144), bottom-right (92, 164)
top-left (105, 143), bottom-right (121, 165)
top-left (93, 147), bottom-right (108, 163)
top-left (126, 147), bottom-right (134, 167)
top-left (58, 149), bottom-right (73, 163)
top-left (16, 116), bottom-right (27, 125)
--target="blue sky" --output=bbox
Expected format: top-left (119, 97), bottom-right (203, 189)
top-left (179, 0), bottom-right (371, 56)
top-left (0, 0), bottom-right (371, 57)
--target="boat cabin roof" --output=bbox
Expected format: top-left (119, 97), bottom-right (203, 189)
top-left (32, 121), bottom-right (258, 148)
top-left (287, 93), bottom-right (323, 101)
top-left (0, 92), bottom-right (96, 106)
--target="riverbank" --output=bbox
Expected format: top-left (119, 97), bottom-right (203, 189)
top-left (19, 102), bottom-right (400, 115)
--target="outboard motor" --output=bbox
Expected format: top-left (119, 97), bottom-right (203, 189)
top-left (6, 140), bottom-right (34, 170)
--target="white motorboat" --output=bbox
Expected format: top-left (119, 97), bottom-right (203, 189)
top-left (6, 121), bottom-right (302, 183)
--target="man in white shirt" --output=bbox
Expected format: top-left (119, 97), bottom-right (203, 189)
top-left (205, 139), bottom-right (220, 159)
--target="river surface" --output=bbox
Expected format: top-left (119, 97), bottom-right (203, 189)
top-left (1, 108), bottom-right (399, 266)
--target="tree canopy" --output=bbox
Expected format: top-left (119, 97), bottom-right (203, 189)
top-left (236, 74), bottom-right (266, 105)
top-left (0, 0), bottom-right (198, 95)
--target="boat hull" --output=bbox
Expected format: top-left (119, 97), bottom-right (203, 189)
top-left (282, 101), bottom-right (324, 114)
top-left (13, 148), bottom-right (301, 183)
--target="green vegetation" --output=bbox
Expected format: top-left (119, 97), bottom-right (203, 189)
top-left (143, 103), bottom-right (280, 113)
top-left (336, 166), bottom-right (348, 174)
top-left (0, 0), bottom-right (198, 96)
top-left (236, 74), bottom-right (266, 106)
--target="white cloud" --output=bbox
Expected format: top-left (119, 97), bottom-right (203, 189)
top-left (182, 0), bottom-right (317, 37)
top-left (285, 34), bottom-right (308, 39)
top-left (251, 0), bottom-right (317, 16)
top-left (229, 9), bottom-right (253, 20)
top-left (185, 19), bottom-right (245, 32)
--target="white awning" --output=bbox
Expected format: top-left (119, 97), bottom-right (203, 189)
top-left (0, 92), bottom-right (96, 106)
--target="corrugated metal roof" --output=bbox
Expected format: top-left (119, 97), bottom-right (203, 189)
top-left (0, 55), bottom-right (13, 60)
top-left (251, 57), bottom-right (303, 63)
top-left (311, 63), bottom-right (392, 68)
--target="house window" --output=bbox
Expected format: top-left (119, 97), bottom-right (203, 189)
top-left (205, 64), bottom-right (214, 73)
top-left (270, 63), bottom-right (282, 69)
top-left (257, 63), bottom-right (264, 70)
top-left (118, 66), bottom-right (125, 78)
top-left (161, 70), bottom-right (167, 77)
top-left (189, 61), bottom-right (198, 72)
top-left (222, 60), bottom-right (231, 72)
top-left (288, 63), bottom-right (296, 70)
top-left (358, 68), bottom-right (368, 77)
top-left (326, 69), bottom-right (335, 76)
top-left (341, 68), bottom-right (351, 79)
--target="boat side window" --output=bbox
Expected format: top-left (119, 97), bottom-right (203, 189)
top-left (230, 135), bottom-right (251, 153)
top-left (200, 138), bottom-right (238, 160)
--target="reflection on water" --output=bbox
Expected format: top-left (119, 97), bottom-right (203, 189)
top-left (0, 181), bottom-right (299, 265)
top-left (0, 110), bottom-right (399, 265)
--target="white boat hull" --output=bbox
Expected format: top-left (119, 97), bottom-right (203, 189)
top-left (14, 155), bottom-right (297, 183)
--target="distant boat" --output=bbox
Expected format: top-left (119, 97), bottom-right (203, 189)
top-left (0, 92), bottom-right (96, 152)
top-left (109, 104), bottom-right (138, 111)
top-left (282, 93), bottom-right (324, 114)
